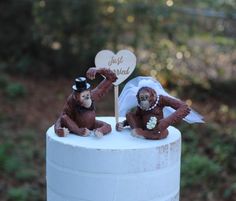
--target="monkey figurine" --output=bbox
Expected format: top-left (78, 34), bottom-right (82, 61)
top-left (116, 86), bottom-right (191, 140)
top-left (54, 68), bottom-right (117, 137)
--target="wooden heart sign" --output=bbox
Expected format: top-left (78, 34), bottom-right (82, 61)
top-left (95, 50), bottom-right (136, 85)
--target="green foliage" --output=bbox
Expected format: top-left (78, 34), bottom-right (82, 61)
top-left (0, 128), bottom-right (43, 200)
top-left (181, 154), bottom-right (221, 188)
top-left (224, 182), bottom-right (236, 199)
top-left (214, 36), bottom-right (236, 47)
top-left (7, 187), bottom-right (30, 201)
top-left (0, 143), bottom-right (12, 170)
top-left (5, 83), bottom-right (27, 99)
top-left (179, 119), bottom-right (236, 199)
top-left (0, 142), bottom-right (24, 174)
top-left (0, 0), bottom-right (235, 78)
top-left (0, 74), bottom-right (9, 89)
top-left (0, 1), bottom-right (33, 58)
top-left (4, 156), bottom-right (22, 174)
top-left (16, 169), bottom-right (37, 182)
top-left (0, 0), bottom-right (109, 76)
top-left (7, 186), bottom-right (40, 201)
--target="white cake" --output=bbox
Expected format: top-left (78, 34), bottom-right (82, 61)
top-left (46, 117), bottom-right (181, 201)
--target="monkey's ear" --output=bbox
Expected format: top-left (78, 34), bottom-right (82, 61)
top-left (150, 88), bottom-right (157, 101)
top-left (72, 91), bottom-right (78, 100)
top-left (136, 91), bottom-right (140, 102)
top-left (153, 90), bottom-right (157, 100)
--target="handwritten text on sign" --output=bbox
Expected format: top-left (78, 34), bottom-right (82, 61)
top-left (95, 50), bottom-right (136, 85)
top-left (108, 56), bottom-right (123, 66)
top-left (108, 56), bottom-right (131, 76)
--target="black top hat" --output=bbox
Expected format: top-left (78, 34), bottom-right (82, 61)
top-left (72, 77), bottom-right (91, 92)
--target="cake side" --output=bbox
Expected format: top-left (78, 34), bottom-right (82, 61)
top-left (46, 117), bottom-right (181, 201)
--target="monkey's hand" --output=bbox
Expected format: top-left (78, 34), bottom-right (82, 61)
top-left (116, 122), bottom-right (124, 132)
top-left (78, 128), bottom-right (91, 137)
top-left (94, 129), bottom-right (104, 138)
top-left (86, 68), bottom-right (97, 80)
top-left (100, 68), bottom-right (117, 82)
top-left (55, 128), bottom-right (65, 137)
top-left (55, 127), bottom-right (69, 137)
top-left (87, 67), bottom-right (117, 82)
top-left (157, 119), bottom-right (169, 132)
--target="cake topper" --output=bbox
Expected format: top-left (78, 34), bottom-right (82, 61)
top-left (54, 68), bottom-right (117, 137)
top-left (95, 50), bottom-right (136, 123)
top-left (116, 77), bottom-right (204, 140)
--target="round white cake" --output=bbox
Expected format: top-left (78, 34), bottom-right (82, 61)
top-left (46, 117), bottom-right (181, 201)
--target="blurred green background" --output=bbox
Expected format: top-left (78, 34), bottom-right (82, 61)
top-left (0, 0), bottom-right (236, 200)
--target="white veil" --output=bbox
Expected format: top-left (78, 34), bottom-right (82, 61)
top-left (119, 76), bottom-right (204, 123)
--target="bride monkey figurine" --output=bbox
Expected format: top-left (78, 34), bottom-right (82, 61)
top-left (116, 77), bottom-right (204, 140)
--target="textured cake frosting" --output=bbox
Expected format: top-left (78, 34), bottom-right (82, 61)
top-left (46, 117), bottom-right (181, 201)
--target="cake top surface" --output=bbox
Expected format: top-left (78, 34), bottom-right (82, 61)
top-left (48, 117), bottom-right (181, 150)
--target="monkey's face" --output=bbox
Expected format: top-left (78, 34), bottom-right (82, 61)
top-left (138, 90), bottom-right (151, 111)
top-left (75, 90), bottom-right (92, 108)
top-left (137, 87), bottom-right (157, 111)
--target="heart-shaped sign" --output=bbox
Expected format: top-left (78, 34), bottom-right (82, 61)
top-left (95, 50), bottom-right (136, 85)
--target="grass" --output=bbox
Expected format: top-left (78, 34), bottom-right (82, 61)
top-left (0, 127), bottom-right (45, 201)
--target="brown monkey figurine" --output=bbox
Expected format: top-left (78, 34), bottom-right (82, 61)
top-left (116, 87), bottom-right (191, 140)
top-left (54, 68), bottom-right (117, 137)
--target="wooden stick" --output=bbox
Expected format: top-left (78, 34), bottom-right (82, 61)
top-left (114, 85), bottom-right (119, 124)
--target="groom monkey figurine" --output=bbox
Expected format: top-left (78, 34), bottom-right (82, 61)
top-left (54, 68), bottom-right (117, 137)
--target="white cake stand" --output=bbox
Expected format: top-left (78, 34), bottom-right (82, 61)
top-left (46, 117), bottom-right (181, 201)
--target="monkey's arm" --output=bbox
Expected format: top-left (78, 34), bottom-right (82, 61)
top-left (157, 95), bottom-right (190, 131)
top-left (116, 108), bottom-right (143, 131)
top-left (86, 68), bottom-right (117, 102)
top-left (54, 94), bottom-right (75, 136)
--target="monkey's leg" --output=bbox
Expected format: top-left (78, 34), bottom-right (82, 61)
top-left (133, 128), bottom-right (168, 140)
top-left (147, 129), bottom-right (168, 140)
top-left (157, 129), bottom-right (169, 139)
top-left (61, 114), bottom-right (90, 136)
top-left (126, 112), bottom-right (143, 129)
top-left (94, 120), bottom-right (112, 135)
